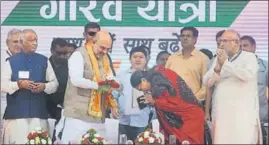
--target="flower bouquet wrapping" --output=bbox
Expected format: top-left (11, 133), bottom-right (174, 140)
top-left (98, 75), bottom-right (120, 95)
top-left (79, 128), bottom-right (108, 144)
top-left (26, 127), bottom-right (52, 144)
top-left (135, 129), bottom-right (164, 145)
top-left (98, 75), bottom-right (121, 110)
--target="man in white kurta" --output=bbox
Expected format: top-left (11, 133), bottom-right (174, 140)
top-left (1, 29), bottom-right (22, 116)
top-left (1, 29), bottom-right (58, 144)
top-left (203, 30), bottom-right (262, 144)
top-left (1, 29), bottom-right (22, 143)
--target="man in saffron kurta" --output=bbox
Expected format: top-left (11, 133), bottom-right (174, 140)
top-left (203, 30), bottom-right (262, 144)
top-left (61, 31), bottom-right (118, 143)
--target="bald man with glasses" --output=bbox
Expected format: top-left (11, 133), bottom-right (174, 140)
top-left (203, 30), bottom-right (262, 144)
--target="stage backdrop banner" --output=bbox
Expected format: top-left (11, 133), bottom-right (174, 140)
top-left (1, 1), bottom-right (268, 72)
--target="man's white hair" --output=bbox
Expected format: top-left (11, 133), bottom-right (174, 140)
top-left (19, 29), bottom-right (37, 41)
top-left (6, 29), bottom-right (21, 41)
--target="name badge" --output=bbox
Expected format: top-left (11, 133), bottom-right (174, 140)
top-left (18, 71), bottom-right (30, 79)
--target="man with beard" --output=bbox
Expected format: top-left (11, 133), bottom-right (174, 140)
top-left (61, 30), bottom-right (119, 143)
top-left (82, 22), bottom-right (116, 117)
top-left (83, 22), bottom-right (115, 76)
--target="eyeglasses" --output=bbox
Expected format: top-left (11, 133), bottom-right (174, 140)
top-left (56, 51), bottom-right (67, 56)
top-left (220, 39), bottom-right (239, 43)
top-left (180, 34), bottom-right (193, 38)
top-left (12, 40), bottom-right (19, 44)
top-left (88, 32), bottom-right (97, 36)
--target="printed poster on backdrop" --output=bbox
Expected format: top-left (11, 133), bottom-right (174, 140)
top-left (1, 1), bottom-right (268, 72)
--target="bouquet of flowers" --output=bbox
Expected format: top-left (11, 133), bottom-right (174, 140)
top-left (26, 127), bottom-right (52, 144)
top-left (135, 129), bottom-right (164, 145)
top-left (79, 129), bottom-right (107, 144)
top-left (98, 75), bottom-right (120, 95)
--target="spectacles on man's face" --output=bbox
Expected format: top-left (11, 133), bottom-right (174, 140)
top-left (217, 42), bottom-right (221, 47)
top-left (220, 39), bottom-right (239, 44)
top-left (88, 32), bottom-right (97, 36)
top-left (11, 40), bottom-right (19, 44)
top-left (55, 51), bottom-right (67, 56)
top-left (180, 34), bottom-right (193, 38)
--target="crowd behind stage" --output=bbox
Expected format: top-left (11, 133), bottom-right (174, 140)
top-left (1, 22), bottom-right (268, 144)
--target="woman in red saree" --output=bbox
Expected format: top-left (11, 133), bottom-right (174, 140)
top-left (130, 65), bottom-right (204, 144)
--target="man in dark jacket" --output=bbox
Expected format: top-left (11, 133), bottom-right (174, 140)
top-left (47, 38), bottom-right (68, 122)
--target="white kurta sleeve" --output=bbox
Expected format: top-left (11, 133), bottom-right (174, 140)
top-left (203, 58), bottom-right (220, 87)
top-left (221, 53), bottom-right (258, 82)
top-left (1, 60), bottom-right (19, 94)
top-left (68, 51), bottom-right (99, 89)
top-left (44, 59), bottom-right (59, 94)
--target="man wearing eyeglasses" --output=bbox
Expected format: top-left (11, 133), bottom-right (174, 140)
top-left (2, 29), bottom-right (58, 144)
top-left (83, 22), bottom-right (100, 44)
top-left (203, 30), bottom-right (262, 144)
top-left (1, 29), bottom-right (22, 143)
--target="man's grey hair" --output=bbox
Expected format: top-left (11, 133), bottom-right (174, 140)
top-left (223, 29), bottom-right (241, 39)
top-left (6, 29), bottom-right (21, 41)
top-left (19, 29), bottom-right (37, 41)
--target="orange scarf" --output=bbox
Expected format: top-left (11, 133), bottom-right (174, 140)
top-left (86, 41), bottom-right (118, 118)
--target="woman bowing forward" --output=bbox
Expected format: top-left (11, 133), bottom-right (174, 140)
top-left (130, 65), bottom-right (204, 144)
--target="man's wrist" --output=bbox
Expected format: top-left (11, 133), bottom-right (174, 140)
top-left (17, 80), bottom-right (23, 88)
top-left (111, 106), bottom-right (118, 111)
top-left (214, 68), bottom-right (221, 74)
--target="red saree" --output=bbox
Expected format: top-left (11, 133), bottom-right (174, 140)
top-left (153, 66), bottom-right (204, 144)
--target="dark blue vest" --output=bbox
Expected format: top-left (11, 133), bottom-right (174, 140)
top-left (4, 52), bottom-right (49, 119)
